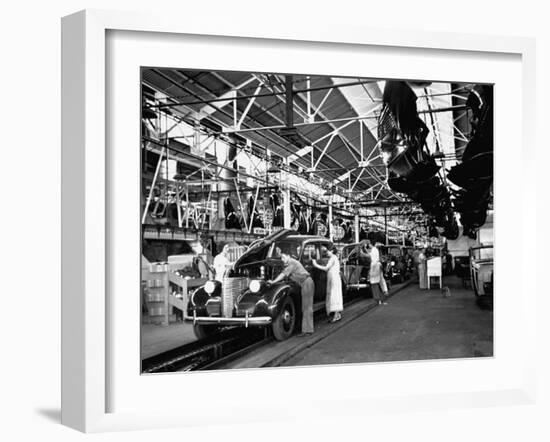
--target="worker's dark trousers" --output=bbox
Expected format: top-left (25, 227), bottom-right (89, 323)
top-left (300, 277), bottom-right (315, 333)
top-left (371, 283), bottom-right (386, 303)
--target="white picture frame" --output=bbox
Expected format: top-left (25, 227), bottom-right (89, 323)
top-left (61, 9), bottom-right (537, 433)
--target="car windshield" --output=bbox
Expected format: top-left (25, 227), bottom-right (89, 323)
top-left (341, 246), bottom-right (356, 260)
top-left (387, 247), bottom-right (401, 257)
top-left (270, 241), bottom-right (301, 260)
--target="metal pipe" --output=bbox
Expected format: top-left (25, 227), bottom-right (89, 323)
top-left (233, 179), bottom-right (249, 232)
top-left (201, 187), bottom-right (212, 230)
top-left (222, 113), bottom-right (378, 134)
top-left (221, 105), bottom-right (468, 135)
top-left (176, 182), bottom-right (182, 227)
top-left (418, 104), bottom-right (468, 114)
top-left (248, 184), bottom-right (261, 234)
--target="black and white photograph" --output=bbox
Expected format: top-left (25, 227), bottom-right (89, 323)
top-left (140, 69), bottom-right (494, 373)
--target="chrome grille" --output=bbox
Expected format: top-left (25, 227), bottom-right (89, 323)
top-left (205, 299), bottom-right (221, 316)
top-left (221, 277), bottom-right (248, 317)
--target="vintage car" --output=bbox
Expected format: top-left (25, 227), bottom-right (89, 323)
top-left (469, 245), bottom-right (494, 296)
top-left (339, 243), bottom-right (371, 295)
top-left (379, 245), bottom-right (414, 283)
top-left (185, 229), bottom-right (346, 341)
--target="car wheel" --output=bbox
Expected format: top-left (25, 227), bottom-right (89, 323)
top-left (272, 296), bottom-right (296, 341)
top-left (193, 324), bottom-right (220, 340)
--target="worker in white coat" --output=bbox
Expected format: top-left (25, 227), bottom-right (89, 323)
top-left (213, 244), bottom-right (231, 281)
top-left (368, 241), bottom-right (389, 303)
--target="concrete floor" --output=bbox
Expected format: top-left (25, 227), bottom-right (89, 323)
top-left (141, 322), bottom-right (197, 359)
top-left (282, 276), bottom-right (493, 367)
top-left (222, 281), bottom-right (410, 370)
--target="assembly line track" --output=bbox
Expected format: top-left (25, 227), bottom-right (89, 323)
top-left (141, 327), bottom-right (268, 373)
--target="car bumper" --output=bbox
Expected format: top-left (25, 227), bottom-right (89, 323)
top-left (185, 310), bottom-right (272, 327)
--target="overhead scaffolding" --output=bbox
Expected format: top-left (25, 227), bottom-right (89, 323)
top-left (141, 70), bottom-right (477, 242)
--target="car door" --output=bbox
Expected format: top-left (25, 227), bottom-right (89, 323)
top-left (300, 242), bottom-right (323, 302)
top-left (313, 243), bottom-right (329, 302)
top-left (340, 246), bottom-right (353, 285)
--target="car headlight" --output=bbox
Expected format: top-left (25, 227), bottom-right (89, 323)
top-left (204, 280), bottom-right (216, 294)
top-left (249, 280), bottom-right (262, 293)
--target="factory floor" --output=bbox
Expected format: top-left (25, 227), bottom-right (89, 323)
top-left (281, 275), bottom-right (493, 367)
top-left (141, 322), bottom-right (197, 359)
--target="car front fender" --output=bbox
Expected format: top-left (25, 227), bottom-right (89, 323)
top-left (242, 283), bottom-right (295, 316)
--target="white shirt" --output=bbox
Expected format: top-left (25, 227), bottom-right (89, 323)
top-left (213, 253), bottom-right (231, 281)
top-left (370, 246), bottom-right (380, 265)
top-left (368, 246), bottom-right (382, 284)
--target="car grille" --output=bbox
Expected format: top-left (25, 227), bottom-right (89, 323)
top-left (205, 300), bottom-right (221, 316)
top-left (221, 277), bottom-right (248, 317)
top-left (235, 303), bottom-right (254, 317)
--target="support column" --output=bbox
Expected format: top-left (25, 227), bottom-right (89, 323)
top-left (354, 211), bottom-right (360, 243)
top-left (185, 185), bottom-right (190, 228)
top-left (384, 206), bottom-right (388, 245)
top-left (283, 159), bottom-right (291, 229)
top-left (328, 195), bottom-right (333, 241)
top-left (285, 75), bottom-right (294, 128)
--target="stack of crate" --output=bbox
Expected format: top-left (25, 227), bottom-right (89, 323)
top-left (142, 259), bottom-right (209, 325)
top-left (142, 263), bottom-right (175, 325)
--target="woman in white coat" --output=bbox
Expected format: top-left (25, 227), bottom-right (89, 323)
top-left (313, 246), bottom-right (343, 322)
top-left (418, 249), bottom-right (428, 289)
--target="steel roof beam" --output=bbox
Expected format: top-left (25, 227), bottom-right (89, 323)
top-left (279, 75), bottom-right (365, 167)
top-left (172, 71), bottom-right (348, 186)
top-left (208, 73), bottom-right (343, 182)
top-left (253, 74), bottom-right (379, 192)
top-left (147, 70), bottom-right (406, 198)
top-left (287, 145), bottom-right (312, 163)
top-left (198, 76), bottom-right (256, 117)
top-left (152, 79), bottom-right (376, 109)
top-left (236, 83), bottom-right (263, 129)
top-left (210, 73), bottom-right (358, 185)
top-left (164, 70), bottom-right (296, 157)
